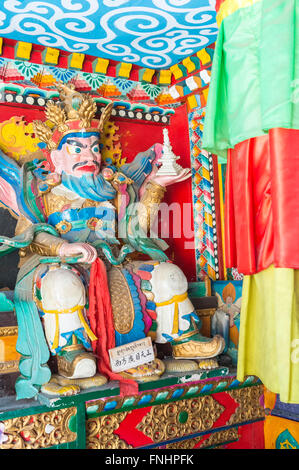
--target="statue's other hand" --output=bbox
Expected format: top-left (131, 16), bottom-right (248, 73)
top-left (58, 241), bottom-right (97, 264)
top-left (150, 167), bottom-right (191, 187)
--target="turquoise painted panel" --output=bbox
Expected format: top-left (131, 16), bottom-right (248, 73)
top-left (104, 400), bottom-right (118, 411)
top-left (171, 389), bottom-right (185, 399)
top-left (86, 405), bottom-right (99, 415)
top-left (185, 386), bottom-right (199, 396)
top-left (199, 384), bottom-right (214, 394)
top-left (155, 391), bottom-right (169, 401)
top-left (123, 397), bottom-right (136, 407)
top-left (0, 292), bottom-right (14, 312)
top-left (213, 381), bottom-right (228, 393)
top-left (188, 281), bottom-right (207, 298)
top-left (276, 429), bottom-right (299, 449)
top-left (138, 394), bottom-right (152, 405)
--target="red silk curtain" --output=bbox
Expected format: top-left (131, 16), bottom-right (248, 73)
top-left (225, 128), bottom-right (299, 275)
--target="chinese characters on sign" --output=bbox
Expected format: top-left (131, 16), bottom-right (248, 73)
top-left (109, 337), bottom-right (155, 373)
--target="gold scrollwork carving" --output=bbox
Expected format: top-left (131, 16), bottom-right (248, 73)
top-left (0, 360), bottom-right (19, 374)
top-left (0, 327), bottom-right (18, 337)
top-left (136, 396), bottom-right (224, 443)
top-left (227, 385), bottom-right (265, 425)
top-left (166, 428), bottom-right (240, 449)
top-left (86, 412), bottom-right (132, 449)
top-left (0, 407), bottom-right (77, 449)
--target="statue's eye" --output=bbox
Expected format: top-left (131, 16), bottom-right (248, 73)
top-left (74, 147), bottom-right (82, 154)
top-left (92, 145), bottom-right (99, 153)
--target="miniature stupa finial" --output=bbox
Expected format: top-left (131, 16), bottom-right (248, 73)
top-left (155, 127), bottom-right (184, 176)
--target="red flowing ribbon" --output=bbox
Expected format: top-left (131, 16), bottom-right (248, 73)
top-left (87, 258), bottom-right (138, 396)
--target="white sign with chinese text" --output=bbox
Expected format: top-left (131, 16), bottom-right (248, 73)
top-left (109, 337), bottom-right (155, 373)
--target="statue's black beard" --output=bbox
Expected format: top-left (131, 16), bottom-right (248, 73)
top-left (61, 171), bottom-right (116, 201)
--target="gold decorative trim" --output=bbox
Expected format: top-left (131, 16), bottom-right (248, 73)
top-left (227, 385), bottom-right (265, 425)
top-left (27, 240), bottom-right (65, 257)
top-left (62, 343), bottom-right (85, 352)
top-left (195, 308), bottom-right (217, 317)
top-left (55, 220), bottom-right (72, 234)
top-left (172, 328), bottom-right (200, 342)
top-left (107, 268), bottom-right (135, 335)
top-left (136, 395), bottom-right (225, 443)
top-left (0, 360), bottom-right (19, 374)
top-left (82, 199), bottom-right (102, 208)
top-left (0, 407), bottom-right (77, 449)
top-left (86, 412), bottom-right (132, 449)
top-left (166, 428), bottom-right (240, 449)
top-left (0, 326), bottom-right (18, 337)
top-left (204, 275), bottom-right (211, 296)
top-left (87, 217), bottom-right (103, 231)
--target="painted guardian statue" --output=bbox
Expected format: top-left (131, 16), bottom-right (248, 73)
top-left (0, 84), bottom-right (224, 399)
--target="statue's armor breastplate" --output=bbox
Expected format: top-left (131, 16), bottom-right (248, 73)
top-left (44, 186), bottom-right (116, 244)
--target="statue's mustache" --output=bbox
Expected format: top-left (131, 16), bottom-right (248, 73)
top-left (72, 160), bottom-right (100, 170)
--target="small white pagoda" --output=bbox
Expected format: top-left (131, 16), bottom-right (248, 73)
top-left (155, 128), bottom-right (184, 176)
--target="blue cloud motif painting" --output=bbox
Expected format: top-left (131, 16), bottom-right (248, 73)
top-left (0, 0), bottom-right (218, 68)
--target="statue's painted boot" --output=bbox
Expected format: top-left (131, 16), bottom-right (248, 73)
top-left (41, 381), bottom-right (80, 397)
top-left (40, 373), bottom-right (108, 397)
top-left (56, 344), bottom-right (97, 379)
top-left (171, 323), bottom-right (225, 360)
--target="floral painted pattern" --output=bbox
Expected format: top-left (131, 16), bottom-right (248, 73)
top-left (113, 78), bottom-right (134, 94)
top-left (48, 66), bottom-right (76, 83)
top-left (15, 61), bottom-right (41, 80)
top-left (81, 72), bottom-right (106, 90)
top-left (141, 83), bottom-right (161, 99)
top-left (0, 57), bottom-right (172, 109)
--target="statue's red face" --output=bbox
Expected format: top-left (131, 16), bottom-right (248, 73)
top-left (51, 134), bottom-right (102, 177)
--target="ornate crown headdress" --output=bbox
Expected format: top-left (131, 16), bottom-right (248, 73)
top-left (33, 82), bottom-right (113, 152)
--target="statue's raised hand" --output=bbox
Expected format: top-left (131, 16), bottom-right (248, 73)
top-left (58, 241), bottom-right (97, 264)
top-left (150, 167), bottom-right (191, 188)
